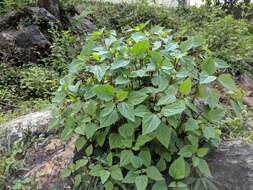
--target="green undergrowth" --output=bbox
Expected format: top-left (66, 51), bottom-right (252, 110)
top-left (80, 1), bottom-right (253, 75)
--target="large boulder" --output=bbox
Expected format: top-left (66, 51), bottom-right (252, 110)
top-left (23, 136), bottom-right (75, 189)
top-left (208, 140), bottom-right (253, 190)
top-left (0, 7), bottom-right (60, 64)
top-left (38, 0), bottom-right (61, 19)
top-left (0, 7), bottom-right (60, 32)
top-left (0, 110), bottom-right (53, 154)
top-left (0, 25), bottom-right (51, 63)
top-left (0, 111), bottom-right (253, 189)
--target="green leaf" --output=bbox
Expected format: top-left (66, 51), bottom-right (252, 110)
top-left (139, 150), bottom-right (152, 167)
top-left (131, 155), bottom-right (143, 169)
top-left (110, 165), bottom-right (123, 181)
top-left (218, 74), bottom-right (237, 91)
top-left (169, 157), bottom-right (186, 180)
top-left (152, 181), bottom-right (168, 190)
top-left (134, 135), bottom-right (153, 150)
top-left (207, 107), bottom-right (225, 121)
top-left (75, 137), bottom-right (87, 151)
top-left (116, 90), bottom-right (128, 101)
top-left (85, 123), bottom-right (99, 139)
top-left (61, 127), bottom-right (74, 140)
top-left (184, 118), bottom-right (199, 132)
top-left (142, 113), bottom-right (161, 135)
top-left (74, 174), bottom-right (82, 187)
top-left (115, 76), bottom-right (130, 85)
top-left (128, 91), bottom-right (148, 105)
top-left (100, 171), bottom-right (111, 184)
top-left (75, 125), bottom-right (86, 135)
top-left (93, 84), bottom-right (115, 101)
top-left (197, 159), bottom-right (212, 177)
top-left (150, 51), bottom-right (163, 66)
top-left (100, 103), bottom-right (115, 117)
top-left (89, 64), bottom-right (108, 82)
top-left (200, 74), bottom-right (216, 84)
top-left (123, 171), bottom-right (138, 184)
top-left (100, 109), bottom-right (119, 127)
top-left (130, 69), bottom-right (147, 78)
top-left (146, 166), bottom-right (164, 181)
top-left (105, 181), bottom-right (114, 190)
top-left (107, 152), bottom-right (113, 166)
top-left (214, 58), bottom-right (229, 69)
top-left (202, 127), bottom-right (216, 140)
top-left (135, 175), bottom-right (148, 190)
top-left (156, 124), bottom-right (172, 148)
top-left (161, 100), bottom-right (186, 117)
top-left (179, 78), bottom-right (192, 95)
top-left (131, 32), bottom-right (146, 42)
top-left (156, 158), bottom-right (166, 172)
top-left (75, 158), bottom-right (88, 170)
top-left (187, 135), bottom-right (199, 147)
top-left (117, 102), bottom-right (135, 122)
top-left (169, 181), bottom-right (188, 188)
top-left (197, 147), bottom-right (209, 157)
top-left (119, 123), bottom-right (135, 138)
top-left (206, 88), bottom-right (220, 109)
top-left (180, 36), bottom-right (205, 52)
top-left (178, 145), bottom-right (195, 158)
top-left (109, 133), bottom-right (122, 149)
top-left (134, 105), bottom-right (150, 117)
top-left (157, 94), bottom-right (176, 106)
top-left (85, 145), bottom-right (93, 156)
top-left (192, 156), bottom-right (200, 167)
top-left (120, 150), bottom-right (134, 167)
top-left (61, 168), bottom-right (71, 178)
top-left (111, 59), bottom-right (130, 70)
top-left (83, 100), bottom-right (97, 117)
top-left (202, 58), bottom-right (216, 75)
top-left (131, 41), bottom-right (150, 57)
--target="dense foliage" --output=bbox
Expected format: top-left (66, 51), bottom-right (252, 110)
top-left (1, 1), bottom-right (252, 121)
top-left (51, 26), bottom-right (242, 189)
top-left (84, 1), bottom-right (253, 75)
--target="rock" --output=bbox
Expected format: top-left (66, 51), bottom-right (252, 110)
top-left (0, 7), bottom-right (60, 64)
top-left (0, 110), bottom-right (53, 154)
top-left (15, 25), bottom-right (50, 49)
top-left (0, 7), bottom-right (60, 32)
top-left (238, 74), bottom-right (253, 96)
top-left (23, 137), bottom-right (75, 189)
top-left (38, 0), bottom-right (61, 19)
top-left (247, 121), bottom-right (253, 129)
top-left (243, 97), bottom-right (253, 107)
top-left (0, 26), bottom-right (50, 64)
top-left (70, 17), bottom-right (96, 35)
top-left (207, 140), bottom-right (253, 190)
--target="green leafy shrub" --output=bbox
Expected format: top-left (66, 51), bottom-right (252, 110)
top-left (51, 25), bottom-right (242, 189)
top-left (20, 66), bottom-right (59, 99)
top-left (197, 15), bottom-right (253, 75)
top-left (44, 29), bottom-right (82, 75)
top-left (81, 1), bottom-right (253, 75)
top-left (0, 0), bottom-right (35, 15)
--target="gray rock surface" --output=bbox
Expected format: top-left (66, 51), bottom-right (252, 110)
top-left (38, 0), bottom-right (61, 18)
top-left (0, 7), bottom-right (59, 32)
top-left (208, 140), bottom-right (253, 190)
top-left (0, 7), bottom-right (60, 64)
top-left (0, 110), bottom-right (53, 153)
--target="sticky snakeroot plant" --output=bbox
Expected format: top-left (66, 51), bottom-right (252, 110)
top-left (50, 25), bottom-right (243, 190)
